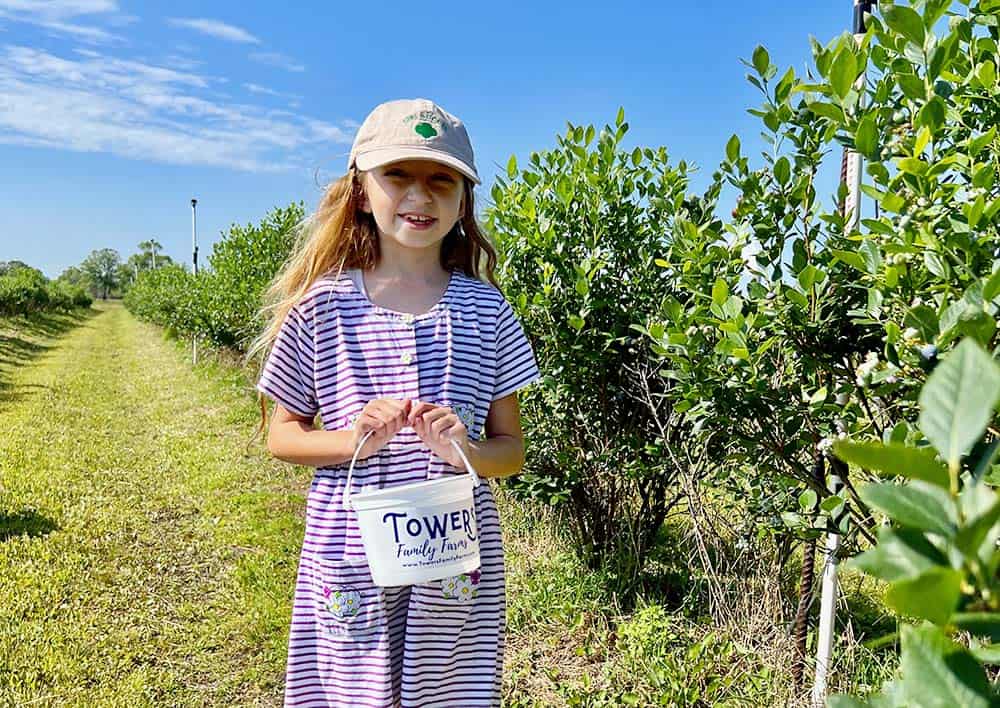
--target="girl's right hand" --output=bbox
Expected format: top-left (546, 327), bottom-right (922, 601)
top-left (351, 398), bottom-right (412, 460)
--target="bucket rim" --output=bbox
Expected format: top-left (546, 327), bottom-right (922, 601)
top-left (350, 473), bottom-right (474, 506)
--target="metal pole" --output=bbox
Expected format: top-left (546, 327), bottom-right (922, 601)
top-left (812, 2), bottom-right (872, 705)
top-left (191, 198), bottom-right (198, 366)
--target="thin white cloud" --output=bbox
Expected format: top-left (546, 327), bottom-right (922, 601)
top-left (243, 82), bottom-right (302, 102)
top-left (167, 17), bottom-right (260, 44)
top-left (0, 45), bottom-right (354, 172)
top-left (161, 53), bottom-right (203, 71)
top-left (249, 51), bottom-right (304, 73)
top-left (0, 0), bottom-right (125, 43)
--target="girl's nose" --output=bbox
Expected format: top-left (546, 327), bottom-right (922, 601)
top-left (406, 181), bottom-right (432, 203)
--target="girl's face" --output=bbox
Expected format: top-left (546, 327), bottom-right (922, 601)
top-left (360, 159), bottom-right (466, 253)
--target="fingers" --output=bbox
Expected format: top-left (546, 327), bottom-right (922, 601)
top-left (407, 400), bottom-right (436, 425)
top-left (361, 399), bottom-right (411, 435)
top-left (353, 399), bottom-right (415, 459)
top-left (415, 407), bottom-right (465, 442)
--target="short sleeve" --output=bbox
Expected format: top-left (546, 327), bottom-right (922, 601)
top-left (493, 297), bottom-right (541, 401)
top-left (256, 304), bottom-right (319, 418)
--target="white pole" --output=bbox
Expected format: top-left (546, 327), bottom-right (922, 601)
top-left (812, 477), bottom-right (845, 705)
top-left (812, 2), bottom-right (871, 705)
top-left (191, 198), bottom-right (198, 366)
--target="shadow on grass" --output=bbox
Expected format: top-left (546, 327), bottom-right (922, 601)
top-left (0, 306), bottom-right (100, 406)
top-left (0, 509), bottom-right (59, 541)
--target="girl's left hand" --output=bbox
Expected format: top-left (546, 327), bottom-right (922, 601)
top-left (408, 401), bottom-right (470, 469)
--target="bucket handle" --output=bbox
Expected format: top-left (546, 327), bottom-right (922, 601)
top-left (342, 429), bottom-right (481, 510)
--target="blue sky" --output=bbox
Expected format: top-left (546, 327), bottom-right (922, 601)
top-left (0, 0), bottom-right (856, 279)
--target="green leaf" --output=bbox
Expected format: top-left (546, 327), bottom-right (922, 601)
top-left (924, 251), bottom-right (949, 278)
top-left (897, 157), bottom-right (929, 176)
top-left (575, 278), bottom-right (589, 297)
top-left (881, 191), bottom-right (906, 213)
top-left (916, 97), bottom-right (946, 134)
top-left (797, 264), bottom-right (823, 290)
top-left (826, 697), bottom-right (870, 708)
top-left (833, 441), bottom-right (949, 488)
top-left (952, 613), bottom-right (1000, 643)
top-left (904, 305), bottom-right (939, 343)
top-left (568, 314), bottom-right (585, 332)
top-left (978, 60), bottom-right (997, 89)
top-left (752, 45), bottom-right (770, 76)
top-left (969, 127), bottom-right (997, 157)
top-left (971, 644), bottom-right (1000, 665)
top-left (506, 154), bottom-right (518, 180)
top-left (859, 481), bottom-right (957, 536)
top-left (859, 240), bottom-right (882, 274)
top-left (712, 278), bottom-right (729, 307)
top-left (774, 156), bottom-right (791, 186)
top-left (831, 249), bottom-right (867, 273)
top-left (899, 625), bottom-right (992, 708)
top-left (615, 106), bottom-right (625, 126)
top-left (886, 567), bottom-right (963, 624)
top-left (783, 285), bottom-right (808, 310)
top-left (726, 134), bottom-right (741, 163)
top-left (918, 339), bottom-right (1000, 467)
top-left (883, 4), bottom-right (927, 47)
top-left (914, 126), bottom-right (932, 155)
top-left (955, 498), bottom-right (1000, 558)
top-left (830, 46), bottom-right (858, 99)
top-left (983, 270), bottom-right (1000, 302)
top-left (897, 73), bottom-right (926, 102)
top-left (847, 527), bottom-right (948, 582)
top-left (631, 147), bottom-right (642, 167)
top-left (855, 116), bottom-right (878, 158)
top-left (808, 101), bottom-right (846, 124)
top-left (966, 195), bottom-right (985, 229)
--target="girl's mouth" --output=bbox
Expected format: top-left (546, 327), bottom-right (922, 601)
top-left (399, 214), bottom-right (437, 229)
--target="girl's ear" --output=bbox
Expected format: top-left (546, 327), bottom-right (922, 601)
top-left (357, 181), bottom-right (371, 214)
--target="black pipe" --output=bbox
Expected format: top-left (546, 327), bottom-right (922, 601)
top-left (854, 0), bottom-right (875, 34)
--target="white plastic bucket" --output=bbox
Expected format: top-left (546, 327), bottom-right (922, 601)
top-left (341, 429), bottom-right (481, 587)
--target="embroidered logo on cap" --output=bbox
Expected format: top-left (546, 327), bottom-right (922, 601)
top-left (403, 111), bottom-right (448, 139)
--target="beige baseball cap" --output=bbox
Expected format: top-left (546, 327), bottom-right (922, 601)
top-left (348, 98), bottom-right (481, 185)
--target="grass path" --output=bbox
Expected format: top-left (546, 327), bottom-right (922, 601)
top-left (2, 301), bottom-right (785, 707)
top-left (1, 302), bottom-right (307, 706)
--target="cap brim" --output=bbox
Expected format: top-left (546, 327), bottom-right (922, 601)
top-left (354, 146), bottom-right (481, 185)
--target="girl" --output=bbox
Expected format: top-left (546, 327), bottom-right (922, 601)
top-left (249, 98), bottom-right (540, 708)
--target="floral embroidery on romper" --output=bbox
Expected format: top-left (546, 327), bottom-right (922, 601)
top-left (441, 569), bottom-right (481, 602)
top-left (323, 585), bottom-right (361, 619)
top-left (451, 402), bottom-right (485, 441)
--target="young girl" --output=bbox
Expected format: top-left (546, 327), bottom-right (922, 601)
top-left (250, 98), bottom-right (540, 708)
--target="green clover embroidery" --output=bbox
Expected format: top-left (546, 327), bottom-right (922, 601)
top-left (414, 122), bottom-right (437, 138)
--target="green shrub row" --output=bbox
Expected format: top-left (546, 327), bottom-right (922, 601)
top-left (123, 203), bottom-right (303, 351)
top-left (0, 266), bottom-right (92, 316)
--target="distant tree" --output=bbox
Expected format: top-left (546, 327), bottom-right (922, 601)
top-left (137, 239), bottom-right (165, 270)
top-left (80, 249), bottom-right (121, 300)
top-left (57, 265), bottom-right (90, 288)
top-left (0, 260), bottom-right (32, 276)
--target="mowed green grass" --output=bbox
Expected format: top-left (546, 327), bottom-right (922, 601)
top-left (3, 301), bottom-right (880, 707)
top-left (1, 302), bottom-right (308, 706)
top-left (0, 300), bottom-right (614, 707)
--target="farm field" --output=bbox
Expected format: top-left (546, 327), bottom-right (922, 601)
top-left (4, 302), bottom-right (811, 706)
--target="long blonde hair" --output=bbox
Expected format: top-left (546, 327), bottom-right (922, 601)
top-left (245, 165), bottom-right (499, 445)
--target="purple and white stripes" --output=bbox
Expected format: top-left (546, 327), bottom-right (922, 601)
top-left (257, 269), bottom-right (540, 707)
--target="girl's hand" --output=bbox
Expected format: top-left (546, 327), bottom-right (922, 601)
top-left (351, 398), bottom-right (412, 460)
top-left (408, 400), bottom-right (470, 469)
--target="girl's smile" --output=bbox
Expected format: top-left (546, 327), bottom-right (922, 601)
top-left (361, 159), bottom-right (465, 250)
top-left (398, 213), bottom-right (438, 229)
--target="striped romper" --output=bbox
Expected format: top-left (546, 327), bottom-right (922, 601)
top-left (256, 268), bottom-right (541, 707)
